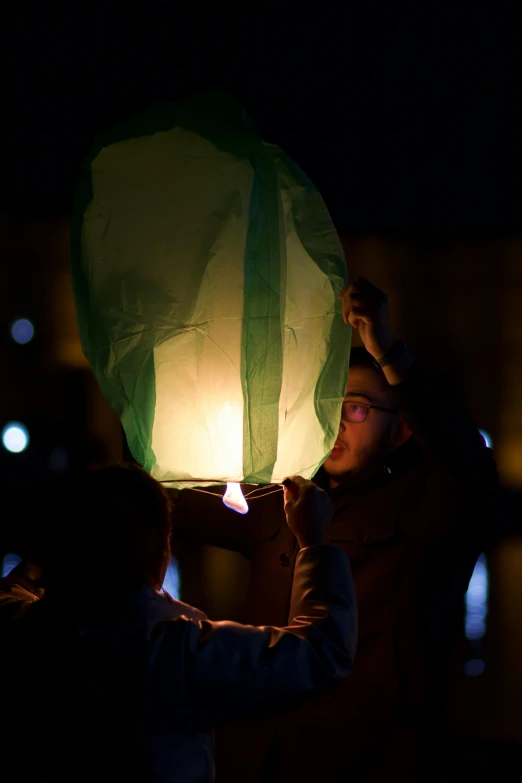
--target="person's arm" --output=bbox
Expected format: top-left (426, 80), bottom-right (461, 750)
top-left (154, 543), bottom-right (356, 727)
top-left (152, 477), bottom-right (357, 727)
top-left (341, 277), bottom-right (498, 483)
top-left (342, 278), bottom-right (500, 549)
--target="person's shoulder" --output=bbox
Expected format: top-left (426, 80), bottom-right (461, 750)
top-left (0, 578), bottom-right (40, 602)
top-left (144, 587), bottom-right (208, 621)
top-left (0, 580), bottom-right (39, 623)
top-left (162, 594), bottom-right (208, 623)
top-left (149, 599), bottom-right (209, 646)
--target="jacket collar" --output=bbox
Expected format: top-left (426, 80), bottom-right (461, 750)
top-left (314, 437), bottom-right (419, 505)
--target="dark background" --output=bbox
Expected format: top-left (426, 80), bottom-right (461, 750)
top-left (1, 6), bottom-right (522, 778)
top-left (3, 7), bottom-right (522, 234)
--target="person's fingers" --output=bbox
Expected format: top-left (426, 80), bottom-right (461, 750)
top-left (342, 278), bottom-right (386, 304)
top-left (339, 282), bottom-right (357, 300)
top-left (284, 475), bottom-right (308, 491)
top-left (343, 278), bottom-right (382, 313)
top-left (347, 307), bottom-right (373, 328)
top-left (358, 277), bottom-right (388, 301)
top-left (351, 305), bottom-right (373, 319)
top-left (340, 284), bottom-right (359, 324)
top-left (347, 311), bottom-right (360, 328)
top-left (282, 476), bottom-right (301, 505)
top-left (283, 475), bottom-right (317, 505)
top-left (348, 295), bottom-right (378, 316)
top-left (283, 494), bottom-right (294, 514)
top-left (288, 474), bottom-right (307, 484)
top-left (282, 487), bottom-right (295, 509)
top-left (340, 281), bottom-right (380, 325)
top-left (349, 291), bottom-right (382, 310)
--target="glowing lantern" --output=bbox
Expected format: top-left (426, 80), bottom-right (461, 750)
top-left (70, 92), bottom-right (350, 510)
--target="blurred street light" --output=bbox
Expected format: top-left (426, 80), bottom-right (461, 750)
top-left (2, 422), bottom-right (30, 453)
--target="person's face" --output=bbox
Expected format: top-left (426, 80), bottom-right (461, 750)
top-left (323, 366), bottom-right (407, 486)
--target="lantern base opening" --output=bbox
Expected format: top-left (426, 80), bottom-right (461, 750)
top-left (222, 482), bottom-right (249, 515)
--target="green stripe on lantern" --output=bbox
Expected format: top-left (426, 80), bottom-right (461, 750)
top-left (241, 143), bottom-right (284, 484)
top-left (270, 150), bottom-right (350, 472)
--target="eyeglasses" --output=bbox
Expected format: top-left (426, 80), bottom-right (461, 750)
top-left (341, 401), bottom-right (397, 424)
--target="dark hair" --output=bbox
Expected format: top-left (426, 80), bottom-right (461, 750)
top-left (44, 462), bottom-right (173, 594)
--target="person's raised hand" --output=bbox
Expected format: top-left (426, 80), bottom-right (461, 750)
top-left (339, 277), bottom-right (395, 360)
top-left (282, 476), bottom-right (334, 550)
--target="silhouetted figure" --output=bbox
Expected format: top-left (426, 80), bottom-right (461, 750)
top-left (0, 464), bottom-right (356, 783)
top-left (173, 278), bottom-right (501, 782)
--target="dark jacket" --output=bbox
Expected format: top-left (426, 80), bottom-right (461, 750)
top-left (173, 362), bottom-right (500, 782)
top-left (0, 546), bottom-right (356, 783)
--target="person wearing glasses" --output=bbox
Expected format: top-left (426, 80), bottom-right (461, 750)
top-left (173, 277), bottom-right (500, 783)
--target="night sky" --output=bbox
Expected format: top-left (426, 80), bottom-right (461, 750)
top-left (3, 7), bottom-right (522, 235)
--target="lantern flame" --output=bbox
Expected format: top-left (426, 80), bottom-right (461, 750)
top-left (223, 482), bottom-right (249, 514)
top-left (217, 402), bottom-right (248, 513)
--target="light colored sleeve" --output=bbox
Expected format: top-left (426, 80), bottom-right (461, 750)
top-left (154, 544), bottom-right (357, 727)
top-left (0, 580), bottom-right (40, 623)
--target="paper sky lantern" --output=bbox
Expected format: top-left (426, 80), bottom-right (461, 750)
top-left (70, 92), bottom-right (350, 510)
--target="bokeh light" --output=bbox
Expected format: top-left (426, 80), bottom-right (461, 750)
top-left (465, 552), bottom-right (488, 641)
top-left (479, 429), bottom-right (493, 449)
top-left (464, 658), bottom-right (486, 677)
top-left (162, 556), bottom-right (180, 600)
top-left (1, 552), bottom-right (22, 578)
top-left (1, 422), bottom-right (30, 453)
top-left (10, 318), bottom-right (35, 344)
